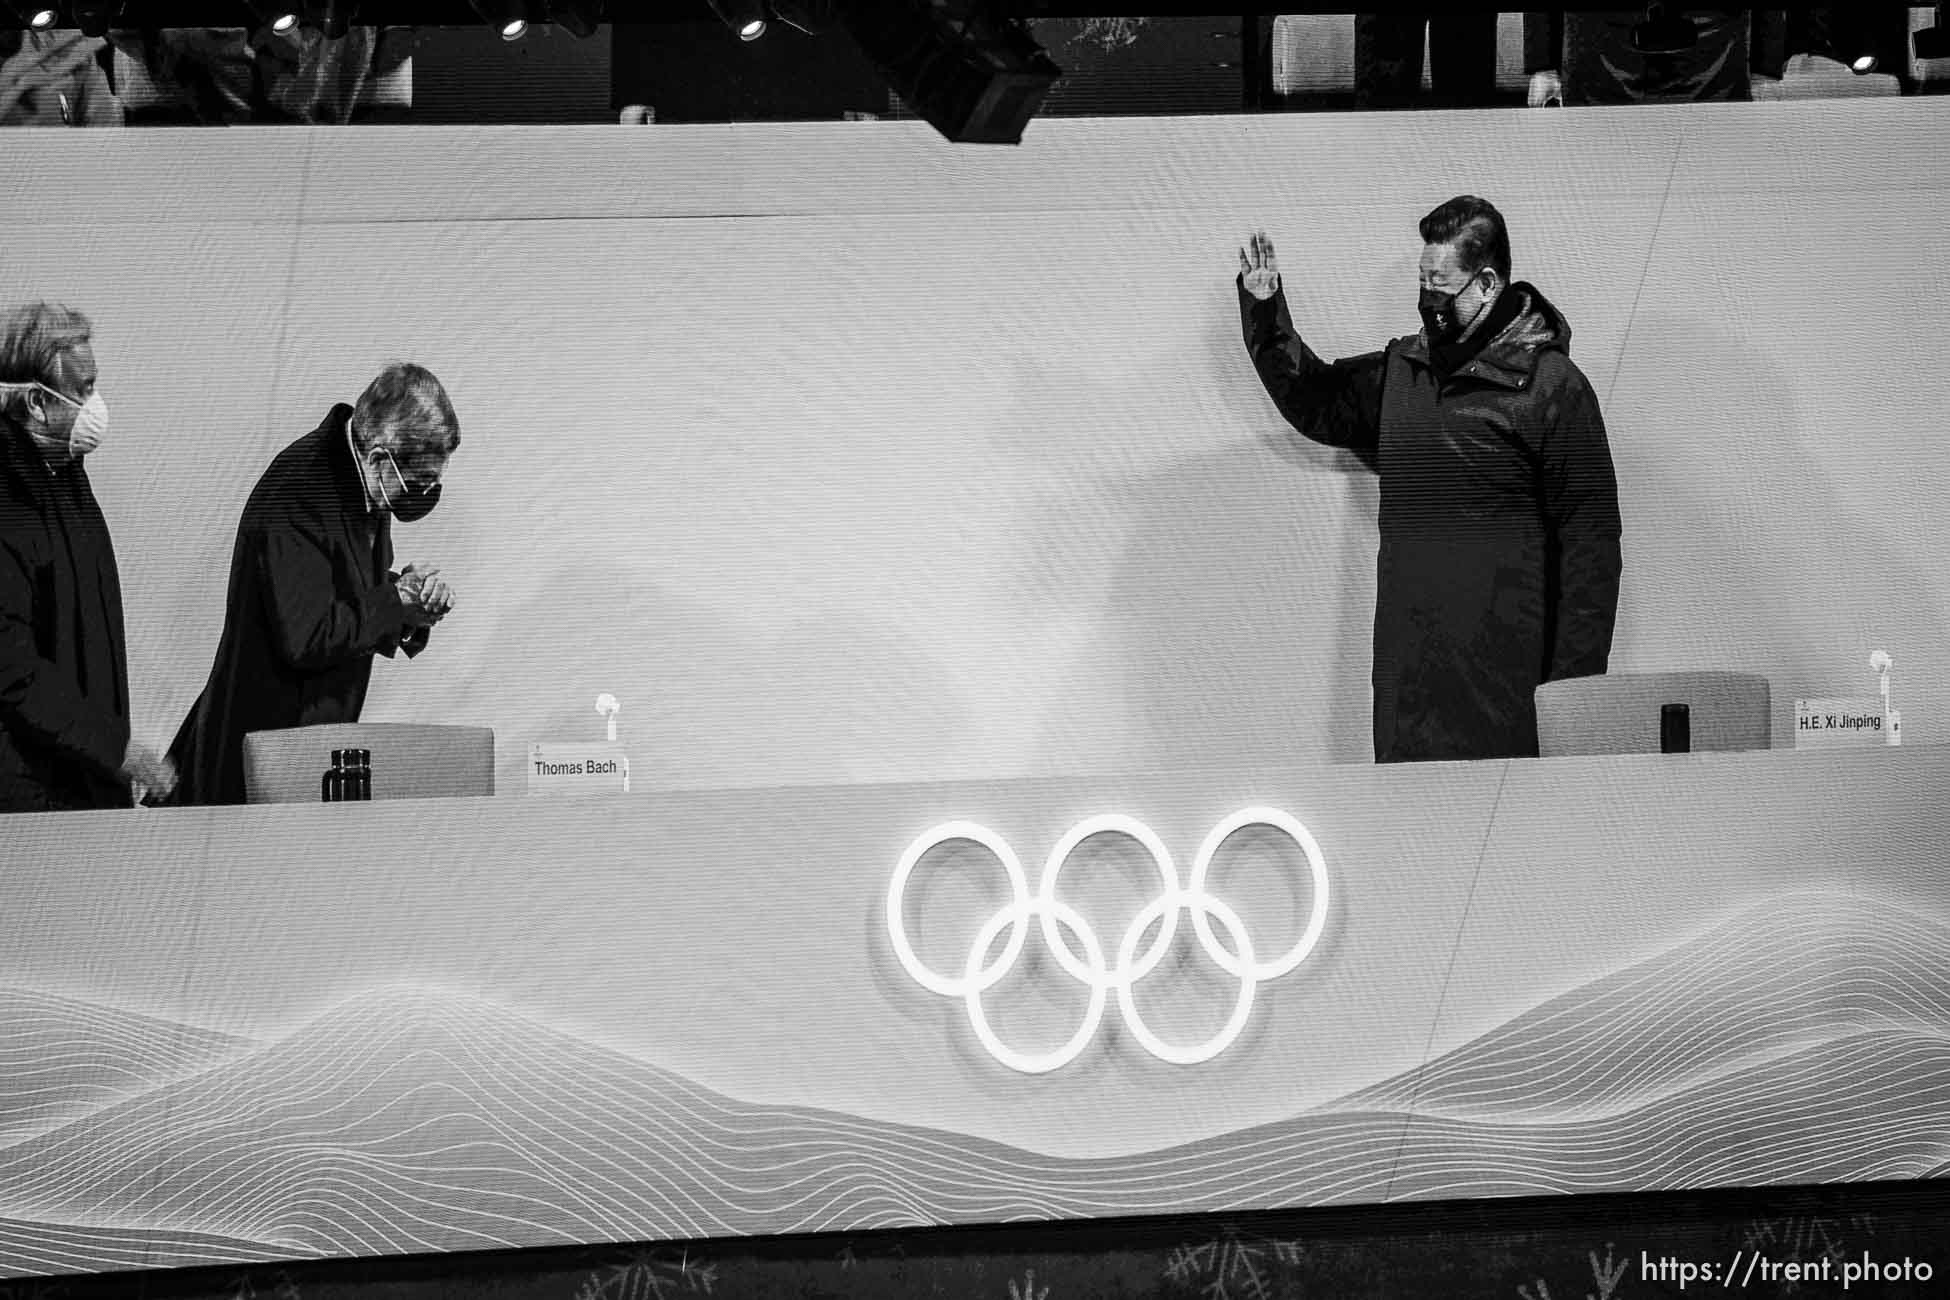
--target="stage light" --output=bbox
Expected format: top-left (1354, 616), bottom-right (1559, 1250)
top-left (1630, 3), bottom-right (1697, 55)
top-left (837, 0), bottom-right (1059, 144)
top-left (245, 0), bottom-right (299, 34)
top-left (1804, 6), bottom-right (1905, 78)
top-left (6, 0), bottom-right (58, 27)
top-left (1917, 7), bottom-right (1950, 61)
top-left (470, 0), bottom-right (527, 40)
top-left (706, 0), bottom-right (766, 42)
top-left (71, 0), bottom-right (121, 37)
top-left (546, 0), bottom-right (597, 38)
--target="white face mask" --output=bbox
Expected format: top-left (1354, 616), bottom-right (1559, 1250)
top-left (2, 381), bottom-right (109, 458)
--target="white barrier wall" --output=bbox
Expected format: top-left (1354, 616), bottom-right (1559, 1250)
top-left (3, 747), bottom-right (1947, 1276)
top-left (3, 100), bottom-right (1945, 791)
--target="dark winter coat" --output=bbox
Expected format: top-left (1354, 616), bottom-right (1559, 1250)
top-left (167, 404), bottom-right (429, 805)
top-left (0, 426), bottom-right (133, 812)
top-left (1240, 277), bottom-right (1623, 762)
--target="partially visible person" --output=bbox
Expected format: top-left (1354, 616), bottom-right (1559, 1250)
top-left (167, 362), bottom-right (458, 807)
top-left (105, 25), bottom-right (414, 125)
top-left (1524, 8), bottom-right (1787, 106)
top-left (0, 30), bottom-right (123, 126)
top-left (1355, 12), bottom-right (1502, 111)
top-left (0, 302), bottom-right (172, 814)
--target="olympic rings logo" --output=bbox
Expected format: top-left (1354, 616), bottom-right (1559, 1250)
top-left (886, 807), bottom-right (1330, 1074)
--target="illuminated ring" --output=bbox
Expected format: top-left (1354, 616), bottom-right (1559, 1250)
top-left (1037, 814), bottom-right (1180, 990)
top-left (1114, 890), bottom-right (1258, 1066)
top-left (963, 895), bottom-right (1108, 1075)
top-left (887, 821), bottom-right (1030, 998)
top-left (888, 807), bottom-right (1331, 1071)
top-left (1187, 806), bottom-right (1330, 982)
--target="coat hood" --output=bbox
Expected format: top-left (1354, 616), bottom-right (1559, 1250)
top-left (1404, 281), bottom-right (1573, 387)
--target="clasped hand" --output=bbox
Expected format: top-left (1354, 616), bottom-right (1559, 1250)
top-left (396, 562), bottom-right (455, 628)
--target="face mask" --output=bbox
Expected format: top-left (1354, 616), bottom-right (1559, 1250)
top-left (372, 446), bottom-right (441, 523)
top-left (2, 381), bottom-right (108, 458)
top-left (1418, 274), bottom-right (1488, 346)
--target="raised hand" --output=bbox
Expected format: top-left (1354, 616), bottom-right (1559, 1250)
top-left (1239, 230), bottom-right (1281, 301)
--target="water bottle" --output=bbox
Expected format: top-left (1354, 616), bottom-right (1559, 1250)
top-left (321, 748), bottom-right (346, 802)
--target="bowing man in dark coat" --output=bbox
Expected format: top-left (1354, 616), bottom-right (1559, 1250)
top-left (1237, 196), bottom-right (1623, 763)
top-left (0, 302), bottom-right (176, 813)
top-left (167, 362), bottom-right (458, 805)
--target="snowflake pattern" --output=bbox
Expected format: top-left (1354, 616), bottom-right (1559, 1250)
top-left (1006, 1266), bottom-right (1049, 1300)
top-left (0, 1281), bottom-right (69, 1300)
top-left (1518, 1242), bottom-right (1629, 1300)
top-left (574, 1248), bottom-right (718, 1300)
top-left (835, 1238), bottom-right (907, 1272)
top-left (1591, 1244), bottom-right (1629, 1298)
top-left (220, 1271), bottom-right (304, 1300)
top-left (1742, 1212), bottom-right (1877, 1293)
top-left (1162, 1225), bottom-right (1305, 1300)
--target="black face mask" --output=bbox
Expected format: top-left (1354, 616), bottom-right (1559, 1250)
top-left (374, 449), bottom-right (442, 523)
top-left (1418, 274), bottom-right (1486, 346)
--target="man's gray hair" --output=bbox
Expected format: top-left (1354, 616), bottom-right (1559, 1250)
top-left (0, 302), bottom-right (92, 427)
top-left (352, 362), bottom-right (460, 467)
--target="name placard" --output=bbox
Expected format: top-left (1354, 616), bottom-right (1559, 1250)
top-left (1794, 697), bottom-right (1887, 749)
top-left (527, 743), bottom-right (631, 794)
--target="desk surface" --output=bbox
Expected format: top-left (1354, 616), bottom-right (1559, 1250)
top-left (2, 747), bottom-right (1946, 1277)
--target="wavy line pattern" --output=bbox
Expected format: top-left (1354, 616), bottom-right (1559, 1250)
top-left (1335, 892), bottom-right (1950, 1121)
top-left (1382, 1027), bottom-right (1950, 1201)
top-left (0, 1214), bottom-right (306, 1276)
top-left (0, 989), bottom-right (258, 1145)
top-left (2, 891), bottom-right (1947, 1279)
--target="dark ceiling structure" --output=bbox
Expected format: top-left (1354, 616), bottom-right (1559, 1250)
top-left (4, 2), bottom-right (1941, 141)
top-left (9, 2), bottom-right (1935, 28)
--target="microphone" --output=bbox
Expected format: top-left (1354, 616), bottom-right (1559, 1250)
top-left (1869, 651), bottom-right (1898, 746)
top-left (595, 693), bottom-right (620, 744)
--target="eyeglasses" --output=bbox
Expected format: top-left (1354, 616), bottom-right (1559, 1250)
top-left (0, 379), bottom-right (91, 406)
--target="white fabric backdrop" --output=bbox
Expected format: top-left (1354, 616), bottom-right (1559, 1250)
top-left (2, 99), bottom-right (1944, 792)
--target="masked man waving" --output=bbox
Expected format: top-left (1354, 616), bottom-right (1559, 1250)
top-left (1238, 195), bottom-right (1623, 763)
